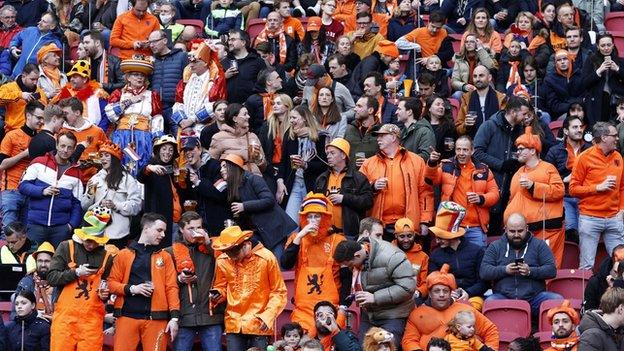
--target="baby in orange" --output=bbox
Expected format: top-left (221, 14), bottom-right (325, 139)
top-left (444, 311), bottom-right (494, 351)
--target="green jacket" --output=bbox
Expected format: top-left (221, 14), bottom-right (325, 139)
top-left (401, 119), bottom-right (436, 160)
top-left (344, 122), bottom-right (380, 169)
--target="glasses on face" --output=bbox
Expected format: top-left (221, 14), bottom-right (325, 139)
top-left (606, 133), bottom-right (619, 138)
top-left (147, 37), bottom-right (165, 44)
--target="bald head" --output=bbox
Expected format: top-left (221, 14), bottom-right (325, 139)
top-left (473, 65), bottom-right (491, 90)
top-left (267, 11), bottom-right (282, 31)
top-left (507, 213), bottom-right (527, 228)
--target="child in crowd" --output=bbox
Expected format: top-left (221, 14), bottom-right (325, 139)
top-left (428, 338), bottom-right (452, 351)
top-left (421, 55), bottom-right (450, 98)
top-left (363, 327), bottom-right (396, 351)
top-left (273, 322), bottom-right (307, 351)
top-left (204, 0), bottom-right (244, 38)
top-left (444, 310), bottom-right (494, 351)
top-left (384, 57), bottom-right (406, 104)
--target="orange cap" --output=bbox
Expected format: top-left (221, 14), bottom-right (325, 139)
top-left (375, 40), bottom-right (399, 59)
top-left (307, 16), bottom-right (322, 31)
top-left (221, 154), bottom-right (245, 169)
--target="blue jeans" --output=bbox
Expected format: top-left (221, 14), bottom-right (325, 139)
top-left (563, 197), bottom-right (579, 231)
top-left (1, 190), bottom-right (28, 229)
top-left (175, 324), bottom-right (223, 351)
top-left (463, 227), bottom-right (486, 247)
top-left (578, 214), bottom-right (624, 269)
top-left (226, 333), bottom-right (268, 351)
top-left (285, 176), bottom-right (306, 226)
top-left (27, 223), bottom-right (71, 247)
top-left (358, 314), bottom-right (406, 348)
top-left (486, 291), bottom-right (564, 317)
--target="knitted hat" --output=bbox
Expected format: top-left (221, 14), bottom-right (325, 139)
top-left (429, 201), bottom-right (466, 240)
top-left (375, 40), bottom-right (399, 58)
top-left (120, 55), bottom-right (154, 75)
top-left (515, 126), bottom-right (542, 153)
top-left (221, 154), bottom-right (245, 169)
top-left (554, 49), bottom-right (573, 78)
top-left (299, 192), bottom-right (332, 216)
top-left (37, 43), bottom-right (62, 64)
top-left (211, 225), bottom-right (253, 251)
top-left (426, 263), bottom-right (457, 290)
top-left (98, 141), bottom-right (123, 160)
top-left (394, 217), bottom-right (415, 234)
top-left (325, 138), bottom-right (350, 158)
top-left (546, 300), bottom-right (580, 325)
top-left (67, 60), bottom-right (91, 78)
top-left (73, 206), bottom-right (111, 245)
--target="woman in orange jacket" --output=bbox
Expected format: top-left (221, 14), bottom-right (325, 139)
top-left (504, 127), bottom-right (565, 268)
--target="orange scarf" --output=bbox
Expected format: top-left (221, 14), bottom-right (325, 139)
top-left (260, 92), bottom-right (275, 120)
top-left (549, 331), bottom-right (579, 350)
top-left (256, 27), bottom-right (288, 64)
top-left (320, 330), bottom-right (340, 351)
top-left (272, 135), bottom-right (283, 164)
top-left (506, 61), bottom-right (522, 89)
top-left (42, 66), bottom-right (62, 89)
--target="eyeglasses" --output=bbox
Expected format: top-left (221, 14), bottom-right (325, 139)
top-left (516, 147), bottom-right (528, 152)
top-left (147, 37), bottom-right (165, 44)
top-left (605, 133), bottom-right (619, 138)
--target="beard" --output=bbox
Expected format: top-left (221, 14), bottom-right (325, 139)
top-left (554, 328), bottom-right (573, 339)
top-left (508, 235), bottom-right (529, 250)
top-left (316, 323), bottom-right (331, 336)
top-left (399, 241), bottom-right (415, 252)
top-left (37, 269), bottom-right (48, 280)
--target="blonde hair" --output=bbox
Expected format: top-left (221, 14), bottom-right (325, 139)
top-left (446, 310), bottom-right (476, 336)
top-left (515, 11), bottom-right (536, 28)
top-left (266, 94), bottom-right (293, 139)
top-left (288, 105), bottom-right (321, 141)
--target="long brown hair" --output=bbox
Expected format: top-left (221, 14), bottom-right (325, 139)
top-left (224, 161), bottom-right (244, 203)
top-left (311, 87), bottom-right (341, 127)
top-left (464, 8), bottom-right (494, 40)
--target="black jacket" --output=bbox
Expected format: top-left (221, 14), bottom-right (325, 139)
top-left (313, 167), bottom-right (373, 239)
top-left (581, 52), bottom-right (624, 125)
top-left (584, 257), bottom-right (613, 311)
top-left (92, 53), bottom-right (124, 94)
top-left (6, 311), bottom-right (50, 351)
top-left (222, 50), bottom-right (267, 104)
top-left (245, 91), bottom-right (270, 135)
top-left (349, 52), bottom-right (388, 100)
top-left (429, 238), bottom-right (488, 296)
top-left (544, 139), bottom-right (592, 196)
top-left (164, 242), bottom-right (224, 327)
top-left (192, 158), bottom-right (230, 236)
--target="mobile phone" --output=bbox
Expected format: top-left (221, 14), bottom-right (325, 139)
top-left (514, 258), bottom-right (524, 265)
top-left (209, 289), bottom-right (220, 298)
top-left (182, 269), bottom-right (193, 276)
top-left (163, 165), bottom-right (174, 174)
top-left (32, 92), bottom-right (41, 100)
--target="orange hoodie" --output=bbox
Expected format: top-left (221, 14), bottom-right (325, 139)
top-left (109, 10), bottom-right (161, 60)
top-left (569, 145), bottom-right (624, 218)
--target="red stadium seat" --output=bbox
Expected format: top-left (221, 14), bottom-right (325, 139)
top-left (546, 269), bottom-right (592, 300)
top-left (482, 299), bottom-right (531, 337)
top-left (486, 235), bottom-right (501, 246)
top-left (450, 34), bottom-right (462, 53)
top-left (593, 242), bottom-right (609, 274)
top-left (606, 12), bottom-right (624, 31)
top-left (274, 305), bottom-right (295, 340)
top-left (0, 301), bottom-right (11, 323)
top-left (538, 299), bottom-right (582, 332)
top-left (283, 270), bottom-right (296, 310)
top-left (549, 120), bottom-right (563, 139)
top-left (611, 31), bottom-right (624, 57)
top-left (109, 46), bottom-right (121, 58)
top-left (498, 331), bottom-right (522, 351)
top-left (421, 15), bottom-right (430, 26)
top-left (248, 18), bottom-right (267, 45)
top-left (177, 19), bottom-right (205, 38)
top-left (561, 241), bottom-right (580, 270)
top-left (534, 331), bottom-right (553, 350)
top-left (102, 334), bottom-right (114, 351)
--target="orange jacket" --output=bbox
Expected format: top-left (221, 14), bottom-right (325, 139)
top-left (455, 90), bottom-right (507, 136)
top-left (569, 145), bottom-right (624, 218)
top-left (283, 17), bottom-right (305, 41)
top-left (393, 240), bottom-right (428, 297)
top-left (360, 148), bottom-right (434, 225)
top-left (212, 243), bottom-right (287, 336)
top-left (444, 333), bottom-right (484, 351)
top-left (402, 302), bottom-right (499, 351)
top-left (60, 122), bottom-right (109, 183)
top-left (109, 10), bottom-right (160, 60)
top-left (0, 126), bottom-right (35, 190)
top-left (333, 0), bottom-right (356, 31)
top-left (425, 159), bottom-right (500, 232)
top-left (108, 246), bottom-right (180, 320)
top-left (504, 161), bottom-right (564, 227)
top-left (0, 81), bottom-right (47, 132)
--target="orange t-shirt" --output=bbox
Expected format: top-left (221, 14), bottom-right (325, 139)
top-left (0, 127), bottom-right (34, 191)
top-left (283, 17), bottom-right (305, 41)
top-left (402, 27), bottom-right (448, 58)
top-left (327, 171), bottom-right (346, 230)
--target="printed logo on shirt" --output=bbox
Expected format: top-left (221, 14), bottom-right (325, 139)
top-left (307, 273), bottom-right (324, 295)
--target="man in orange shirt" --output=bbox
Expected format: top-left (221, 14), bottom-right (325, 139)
top-left (396, 11), bottom-right (454, 68)
top-left (393, 218), bottom-right (428, 303)
top-left (0, 100), bottom-right (43, 229)
top-left (211, 225), bottom-right (287, 350)
top-left (360, 123), bottom-right (434, 239)
top-left (275, 0), bottom-right (305, 41)
top-left (425, 135), bottom-right (499, 247)
top-left (505, 127), bottom-right (565, 268)
top-left (110, 0), bottom-right (160, 60)
top-left (108, 212), bottom-right (180, 351)
top-left (570, 121), bottom-right (624, 269)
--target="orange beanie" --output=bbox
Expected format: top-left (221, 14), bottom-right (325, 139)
top-left (426, 263), bottom-right (457, 290)
top-left (375, 40), bottom-right (399, 58)
top-left (546, 300), bottom-right (580, 325)
top-left (515, 126), bottom-right (542, 153)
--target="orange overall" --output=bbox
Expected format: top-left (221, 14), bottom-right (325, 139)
top-left (50, 240), bottom-right (111, 351)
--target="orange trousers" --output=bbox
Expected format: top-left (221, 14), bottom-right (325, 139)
top-left (534, 227), bottom-right (565, 269)
top-left (113, 317), bottom-right (168, 351)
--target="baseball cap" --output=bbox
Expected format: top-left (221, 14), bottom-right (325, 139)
top-left (305, 64), bottom-right (327, 86)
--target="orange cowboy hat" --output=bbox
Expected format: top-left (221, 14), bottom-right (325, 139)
top-left (429, 201), bottom-right (466, 240)
top-left (211, 226), bottom-right (253, 251)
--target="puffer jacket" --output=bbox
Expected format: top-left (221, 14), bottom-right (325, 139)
top-left (479, 233), bottom-right (557, 300)
top-left (5, 311), bottom-right (50, 351)
top-left (578, 311), bottom-right (624, 351)
top-left (451, 48), bottom-right (498, 92)
top-left (18, 153), bottom-right (83, 229)
top-left (204, 5), bottom-right (244, 38)
top-left (80, 169), bottom-right (143, 240)
top-left (425, 158), bottom-right (499, 233)
top-left (361, 239), bottom-right (416, 321)
top-left (151, 48), bottom-right (188, 108)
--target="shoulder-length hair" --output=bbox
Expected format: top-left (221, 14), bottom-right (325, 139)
top-left (288, 105), bottom-right (321, 142)
top-left (311, 86), bottom-right (342, 127)
top-left (465, 8), bottom-right (494, 40)
top-left (266, 94), bottom-right (293, 139)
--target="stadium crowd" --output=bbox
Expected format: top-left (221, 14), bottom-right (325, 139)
top-left (1, 0), bottom-right (624, 350)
